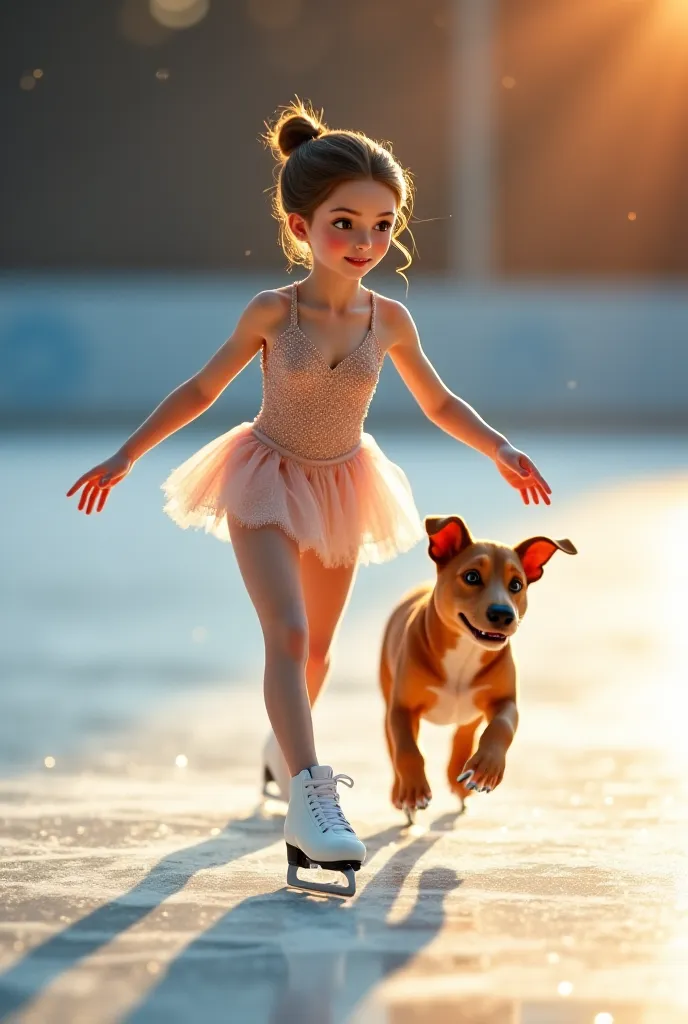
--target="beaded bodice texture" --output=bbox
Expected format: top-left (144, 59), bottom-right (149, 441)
top-left (252, 282), bottom-right (383, 460)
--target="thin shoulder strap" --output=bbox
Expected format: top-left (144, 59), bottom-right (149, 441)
top-left (369, 289), bottom-right (377, 334)
top-left (290, 282), bottom-right (299, 328)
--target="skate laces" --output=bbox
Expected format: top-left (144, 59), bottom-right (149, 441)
top-left (305, 773), bottom-right (355, 834)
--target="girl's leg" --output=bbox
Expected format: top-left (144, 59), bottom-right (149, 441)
top-left (227, 519), bottom-right (315, 777)
top-left (299, 548), bottom-right (358, 707)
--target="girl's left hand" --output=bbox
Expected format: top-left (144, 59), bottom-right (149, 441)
top-left (493, 442), bottom-right (552, 505)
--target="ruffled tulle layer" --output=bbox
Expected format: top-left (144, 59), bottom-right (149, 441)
top-left (160, 422), bottom-right (424, 568)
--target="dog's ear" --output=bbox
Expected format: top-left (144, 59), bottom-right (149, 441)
top-left (514, 536), bottom-right (577, 584)
top-left (425, 515), bottom-right (474, 567)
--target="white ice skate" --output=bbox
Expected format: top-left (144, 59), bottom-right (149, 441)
top-left (261, 731), bottom-right (291, 803)
top-left (284, 765), bottom-right (366, 898)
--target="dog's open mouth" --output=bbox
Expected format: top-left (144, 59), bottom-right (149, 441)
top-left (459, 613), bottom-right (507, 643)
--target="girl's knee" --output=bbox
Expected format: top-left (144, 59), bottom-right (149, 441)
top-left (264, 618), bottom-right (309, 663)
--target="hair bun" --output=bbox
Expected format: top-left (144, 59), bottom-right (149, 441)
top-left (264, 100), bottom-right (327, 162)
top-left (278, 115), bottom-right (323, 158)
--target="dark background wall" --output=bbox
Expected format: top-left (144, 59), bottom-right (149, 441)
top-left (0, 0), bottom-right (454, 273)
top-left (2, 0), bottom-right (687, 276)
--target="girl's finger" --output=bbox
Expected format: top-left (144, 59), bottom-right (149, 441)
top-left (521, 457), bottom-right (551, 495)
top-left (86, 485), bottom-right (100, 515)
top-left (527, 469), bottom-right (550, 495)
top-left (531, 465), bottom-right (551, 493)
top-left (531, 487), bottom-right (540, 505)
top-left (521, 488), bottom-right (529, 505)
top-left (78, 482), bottom-right (95, 511)
top-left (86, 481), bottom-right (104, 515)
top-left (67, 473), bottom-right (95, 498)
top-left (96, 487), bottom-right (109, 513)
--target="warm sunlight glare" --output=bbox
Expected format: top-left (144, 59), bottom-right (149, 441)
top-left (649, 499), bottom-right (688, 765)
top-left (659, 0), bottom-right (688, 25)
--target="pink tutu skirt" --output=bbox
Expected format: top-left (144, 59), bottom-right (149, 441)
top-left (160, 422), bottom-right (424, 568)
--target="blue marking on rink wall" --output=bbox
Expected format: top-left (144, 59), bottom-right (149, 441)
top-left (0, 274), bottom-right (685, 424)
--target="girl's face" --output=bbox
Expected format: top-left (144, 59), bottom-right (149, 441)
top-left (288, 179), bottom-right (398, 279)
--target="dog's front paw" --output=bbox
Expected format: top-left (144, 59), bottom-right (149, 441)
top-left (394, 769), bottom-right (432, 812)
top-left (459, 745), bottom-right (505, 793)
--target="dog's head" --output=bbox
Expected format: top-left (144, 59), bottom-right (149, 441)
top-left (425, 515), bottom-right (577, 650)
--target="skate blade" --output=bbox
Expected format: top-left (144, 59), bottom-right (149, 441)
top-left (286, 863), bottom-right (356, 898)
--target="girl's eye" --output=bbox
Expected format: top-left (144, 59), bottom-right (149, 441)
top-left (509, 579), bottom-right (523, 593)
top-left (331, 219), bottom-right (393, 232)
top-left (463, 570), bottom-right (481, 585)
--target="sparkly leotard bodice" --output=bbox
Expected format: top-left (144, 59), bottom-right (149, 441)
top-left (252, 282), bottom-right (383, 461)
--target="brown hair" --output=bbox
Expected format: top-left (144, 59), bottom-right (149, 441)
top-left (262, 99), bottom-right (415, 282)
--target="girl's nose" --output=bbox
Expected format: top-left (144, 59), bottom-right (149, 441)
top-left (356, 236), bottom-right (372, 251)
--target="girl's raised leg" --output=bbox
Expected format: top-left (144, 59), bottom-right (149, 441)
top-left (227, 518), bottom-right (316, 777)
top-left (300, 547), bottom-right (359, 707)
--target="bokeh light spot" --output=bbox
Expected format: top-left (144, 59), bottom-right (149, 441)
top-left (150, 0), bottom-right (210, 30)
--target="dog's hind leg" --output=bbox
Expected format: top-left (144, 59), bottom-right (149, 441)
top-left (380, 653), bottom-right (401, 810)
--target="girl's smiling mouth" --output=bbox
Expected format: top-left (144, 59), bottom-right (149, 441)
top-left (344, 257), bottom-right (372, 266)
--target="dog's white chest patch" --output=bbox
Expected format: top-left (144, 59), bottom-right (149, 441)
top-left (424, 639), bottom-right (490, 727)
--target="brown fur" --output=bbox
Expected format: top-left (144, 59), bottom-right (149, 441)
top-left (379, 515), bottom-right (577, 816)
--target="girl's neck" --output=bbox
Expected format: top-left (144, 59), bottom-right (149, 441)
top-left (297, 266), bottom-right (368, 314)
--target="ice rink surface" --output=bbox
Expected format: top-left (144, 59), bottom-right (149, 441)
top-left (1, 427), bottom-right (687, 1023)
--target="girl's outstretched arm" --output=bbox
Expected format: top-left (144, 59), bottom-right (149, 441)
top-left (66, 290), bottom-right (284, 514)
top-left (383, 299), bottom-right (552, 506)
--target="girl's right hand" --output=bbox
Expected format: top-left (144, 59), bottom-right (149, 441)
top-left (66, 450), bottom-right (133, 514)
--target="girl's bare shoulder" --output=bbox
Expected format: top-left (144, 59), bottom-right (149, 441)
top-left (370, 292), bottom-right (416, 356)
top-left (246, 286), bottom-right (294, 349)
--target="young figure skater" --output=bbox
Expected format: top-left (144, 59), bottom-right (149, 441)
top-left (67, 100), bottom-right (551, 896)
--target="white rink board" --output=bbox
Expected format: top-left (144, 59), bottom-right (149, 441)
top-left (0, 273), bottom-right (686, 425)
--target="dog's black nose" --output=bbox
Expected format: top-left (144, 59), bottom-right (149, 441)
top-left (486, 604), bottom-right (514, 627)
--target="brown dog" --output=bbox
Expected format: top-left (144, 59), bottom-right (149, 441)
top-left (379, 515), bottom-right (577, 822)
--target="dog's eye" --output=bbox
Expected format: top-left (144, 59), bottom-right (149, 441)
top-left (463, 570), bottom-right (481, 585)
top-left (509, 579), bottom-right (524, 592)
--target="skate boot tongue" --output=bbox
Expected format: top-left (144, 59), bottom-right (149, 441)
top-left (305, 766), bottom-right (355, 835)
